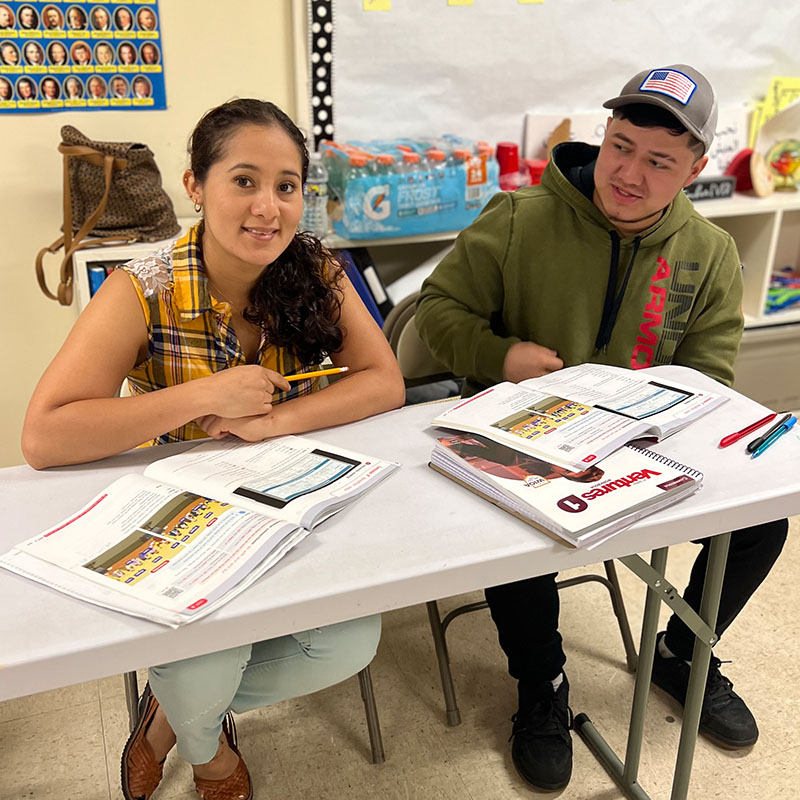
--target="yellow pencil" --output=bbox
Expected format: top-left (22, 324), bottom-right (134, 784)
top-left (283, 366), bottom-right (349, 382)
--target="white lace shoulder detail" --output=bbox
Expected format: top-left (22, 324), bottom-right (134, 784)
top-left (122, 244), bottom-right (174, 298)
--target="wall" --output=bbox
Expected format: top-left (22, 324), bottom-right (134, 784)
top-left (0, 1), bottom-right (297, 467)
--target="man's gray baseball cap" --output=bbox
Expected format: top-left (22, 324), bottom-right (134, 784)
top-left (603, 64), bottom-right (718, 155)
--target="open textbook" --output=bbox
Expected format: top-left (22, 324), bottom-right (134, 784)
top-left (430, 432), bottom-right (702, 549)
top-left (431, 364), bottom-right (726, 472)
top-left (0, 436), bottom-right (399, 628)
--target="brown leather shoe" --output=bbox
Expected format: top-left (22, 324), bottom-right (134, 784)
top-left (193, 714), bottom-right (253, 800)
top-left (121, 683), bottom-right (167, 800)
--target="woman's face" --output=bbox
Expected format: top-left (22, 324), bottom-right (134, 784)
top-left (185, 124), bottom-right (304, 278)
top-left (50, 43), bottom-right (67, 63)
top-left (119, 44), bottom-right (135, 64)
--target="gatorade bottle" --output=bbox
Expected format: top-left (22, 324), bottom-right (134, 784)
top-left (426, 149), bottom-right (447, 178)
top-left (301, 153), bottom-right (329, 238)
top-left (373, 153), bottom-right (396, 175)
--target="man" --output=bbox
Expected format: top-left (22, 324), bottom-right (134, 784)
top-left (110, 75), bottom-right (127, 98)
top-left (71, 42), bottom-right (91, 66)
top-left (132, 76), bottom-right (151, 98)
top-left (1, 42), bottom-right (19, 66)
top-left (17, 4), bottom-right (38, 29)
top-left (23, 41), bottom-right (44, 66)
top-left (41, 76), bottom-right (59, 100)
top-left (64, 77), bottom-right (83, 99)
top-left (16, 77), bottom-right (35, 100)
top-left (137, 7), bottom-right (157, 30)
top-left (140, 42), bottom-right (159, 65)
top-left (0, 4), bottom-right (15, 29)
top-left (87, 75), bottom-right (106, 98)
top-left (416, 64), bottom-right (788, 792)
top-left (43, 6), bottom-right (63, 30)
top-left (67, 6), bottom-right (87, 30)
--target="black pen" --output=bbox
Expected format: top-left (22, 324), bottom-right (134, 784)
top-left (746, 412), bottom-right (793, 453)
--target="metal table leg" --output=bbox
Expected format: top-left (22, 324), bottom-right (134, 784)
top-left (123, 671), bottom-right (139, 733)
top-left (575, 533), bottom-right (731, 800)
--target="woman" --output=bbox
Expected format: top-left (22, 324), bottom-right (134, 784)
top-left (22, 99), bottom-right (404, 800)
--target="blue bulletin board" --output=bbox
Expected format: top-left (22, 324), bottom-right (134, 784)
top-left (0, 1), bottom-right (166, 112)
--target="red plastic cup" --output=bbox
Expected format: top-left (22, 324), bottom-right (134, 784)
top-left (496, 141), bottom-right (520, 175)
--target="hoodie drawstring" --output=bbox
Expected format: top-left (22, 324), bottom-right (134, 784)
top-left (594, 232), bottom-right (642, 353)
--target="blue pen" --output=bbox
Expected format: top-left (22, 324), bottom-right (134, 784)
top-left (751, 416), bottom-right (797, 459)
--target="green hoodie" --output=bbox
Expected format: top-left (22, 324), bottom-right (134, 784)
top-left (416, 142), bottom-right (744, 396)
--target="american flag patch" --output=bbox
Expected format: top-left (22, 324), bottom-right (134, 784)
top-left (639, 69), bottom-right (696, 105)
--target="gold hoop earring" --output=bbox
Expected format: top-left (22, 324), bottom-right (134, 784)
top-left (193, 201), bottom-right (202, 213)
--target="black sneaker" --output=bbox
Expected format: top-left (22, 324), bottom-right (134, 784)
top-left (651, 632), bottom-right (758, 748)
top-left (510, 674), bottom-right (573, 791)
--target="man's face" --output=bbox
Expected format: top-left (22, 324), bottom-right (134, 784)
top-left (0, 80), bottom-right (10, 99)
top-left (89, 78), bottom-right (105, 97)
top-left (20, 7), bottom-right (34, 26)
top-left (134, 78), bottom-right (149, 97)
top-left (139, 9), bottom-right (155, 29)
top-left (74, 45), bottom-right (89, 64)
top-left (0, 8), bottom-right (11, 27)
top-left (66, 79), bottom-right (80, 97)
top-left (68, 8), bottom-right (84, 27)
top-left (24, 43), bottom-right (42, 64)
top-left (142, 45), bottom-right (156, 64)
top-left (45, 8), bottom-right (60, 27)
top-left (42, 79), bottom-right (57, 99)
top-left (2, 44), bottom-right (18, 65)
top-left (112, 77), bottom-right (125, 95)
top-left (593, 116), bottom-right (707, 237)
top-left (50, 43), bottom-right (66, 63)
top-left (19, 80), bottom-right (32, 99)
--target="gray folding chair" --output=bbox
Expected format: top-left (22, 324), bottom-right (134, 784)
top-left (122, 665), bottom-right (385, 763)
top-left (384, 293), bottom-right (638, 726)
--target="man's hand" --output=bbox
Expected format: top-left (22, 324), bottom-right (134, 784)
top-left (502, 342), bottom-right (564, 382)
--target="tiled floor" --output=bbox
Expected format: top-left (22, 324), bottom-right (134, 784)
top-left (2, 517), bottom-right (798, 800)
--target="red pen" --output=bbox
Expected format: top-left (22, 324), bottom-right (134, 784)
top-left (718, 412), bottom-right (778, 448)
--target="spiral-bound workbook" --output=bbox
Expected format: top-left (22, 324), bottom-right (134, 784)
top-left (429, 432), bottom-right (702, 549)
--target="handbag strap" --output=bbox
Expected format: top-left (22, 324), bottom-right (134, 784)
top-left (35, 143), bottom-right (130, 305)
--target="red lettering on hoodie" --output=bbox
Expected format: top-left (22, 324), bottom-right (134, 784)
top-left (631, 258), bottom-right (671, 369)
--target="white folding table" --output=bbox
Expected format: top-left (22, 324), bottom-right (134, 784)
top-left (2, 366), bottom-right (798, 799)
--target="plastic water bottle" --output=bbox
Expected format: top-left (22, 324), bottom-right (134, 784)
top-left (301, 153), bottom-right (329, 238)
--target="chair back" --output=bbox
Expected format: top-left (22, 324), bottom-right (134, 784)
top-left (383, 292), bottom-right (458, 388)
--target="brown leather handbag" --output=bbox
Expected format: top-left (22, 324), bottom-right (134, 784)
top-left (36, 125), bottom-right (180, 305)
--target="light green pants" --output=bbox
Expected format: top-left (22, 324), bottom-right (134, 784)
top-left (149, 614), bottom-right (381, 763)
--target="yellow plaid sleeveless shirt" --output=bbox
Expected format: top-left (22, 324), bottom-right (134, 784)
top-left (120, 223), bottom-right (320, 446)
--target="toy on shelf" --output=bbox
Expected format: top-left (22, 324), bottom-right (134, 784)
top-left (766, 139), bottom-right (800, 191)
top-left (766, 266), bottom-right (800, 314)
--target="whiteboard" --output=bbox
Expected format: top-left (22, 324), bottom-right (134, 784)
top-left (330, 0), bottom-right (800, 146)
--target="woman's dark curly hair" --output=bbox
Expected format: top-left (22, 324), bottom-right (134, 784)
top-left (188, 98), bottom-right (343, 366)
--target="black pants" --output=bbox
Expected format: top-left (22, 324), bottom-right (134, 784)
top-left (484, 519), bottom-right (788, 686)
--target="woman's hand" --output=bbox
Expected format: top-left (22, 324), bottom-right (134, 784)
top-left (197, 365), bottom-right (290, 419)
top-left (195, 413), bottom-right (274, 442)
